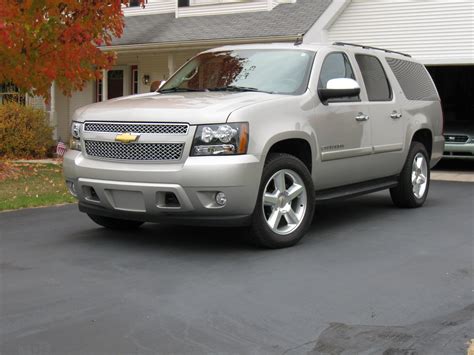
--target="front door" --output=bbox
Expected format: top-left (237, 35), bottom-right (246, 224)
top-left (107, 69), bottom-right (124, 100)
top-left (313, 51), bottom-right (372, 189)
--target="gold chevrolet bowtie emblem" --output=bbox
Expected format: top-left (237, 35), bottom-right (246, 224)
top-left (115, 132), bottom-right (140, 144)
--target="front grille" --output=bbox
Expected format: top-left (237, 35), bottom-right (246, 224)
top-left (444, 134), bottom-right (469, 143)
top-left (84, 122), bottom-right (189, 135)
top-left (85, 141), bottom-right (184, 161)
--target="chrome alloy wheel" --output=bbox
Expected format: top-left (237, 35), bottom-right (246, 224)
top-left (412, 152), bottom-right (428, 199)
top-left (262, 169), bottom-right (307, 235)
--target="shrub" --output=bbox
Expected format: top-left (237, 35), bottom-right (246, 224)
top-left (0, 102), bottom-right (54, 159)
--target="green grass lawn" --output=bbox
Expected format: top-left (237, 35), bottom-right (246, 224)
top-left (0, 162), bottom-right (76, 211)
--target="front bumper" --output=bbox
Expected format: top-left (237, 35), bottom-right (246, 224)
top-left (64, 151), bottom-right (263, 225)
top-left (443, 142), bottom-right (474, 159)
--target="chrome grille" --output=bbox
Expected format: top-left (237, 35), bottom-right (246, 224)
top-left (444, 134), bottom-right (469, 143)
top-left (84, 122), bottom-right (189, 135)
top-left (85, 141), bottom-right (184, 161)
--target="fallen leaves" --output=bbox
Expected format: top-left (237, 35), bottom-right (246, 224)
top-left (0, 162), bottom-right (75, 211)
top-left (0, 161), bottom-right (21, 182)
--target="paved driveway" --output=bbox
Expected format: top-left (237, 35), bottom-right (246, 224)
top-left (1, 181), bottom-right (472, 354)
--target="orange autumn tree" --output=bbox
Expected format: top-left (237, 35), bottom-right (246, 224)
top-left (0, 0), bottom-right (144, 101)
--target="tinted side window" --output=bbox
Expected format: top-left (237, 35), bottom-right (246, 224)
top-left (355, 54), bottom-right (392, 101)
top-left (386, 58), bottom-right (439, 101)
top-left (318, 52), bottom-right (355, 88)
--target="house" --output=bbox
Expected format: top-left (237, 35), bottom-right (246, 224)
top-left (6, 0), bottom-right (472, 141)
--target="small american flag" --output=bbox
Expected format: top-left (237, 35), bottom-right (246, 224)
top-left (56, 141), bottom-right (67, 157)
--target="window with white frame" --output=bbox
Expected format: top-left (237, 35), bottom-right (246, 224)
top-left (129, 0), bottom-right (147, 7)
top-left (0, 83), bottom-right (26, 105)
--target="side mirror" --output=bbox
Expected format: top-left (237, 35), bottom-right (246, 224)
top-left (318, 78), bottom-right (360, 102)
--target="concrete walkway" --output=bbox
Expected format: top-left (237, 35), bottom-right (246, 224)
top-left (13, 159), bottom-right (61, 165)
top-left (431, 171), bottom-right (474, 183)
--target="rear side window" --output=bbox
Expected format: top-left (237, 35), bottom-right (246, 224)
top-left (318, 52), bottom-right (355, 88)
top-left (386, 58), bottom-right (439, 101)
top-left (355, 54), bottom-right (392, 101)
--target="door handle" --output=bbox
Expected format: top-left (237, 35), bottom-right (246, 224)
top-left (390, 111), bottom-right (402, 119)
top-left (355, 113), bottom-right (369, 122)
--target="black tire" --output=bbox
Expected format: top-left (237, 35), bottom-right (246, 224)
top-left (87, 214), bottom-right (144, 230)
top-left (390, 142), bottom-right (430, 208)
top-left (250, 153), bottom-right (315, 249)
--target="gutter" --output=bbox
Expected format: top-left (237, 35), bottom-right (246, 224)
top-left (101, 35), bottom-right (299, 53)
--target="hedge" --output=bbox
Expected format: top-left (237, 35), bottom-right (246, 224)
top-left (0, 102), bottom-right (54, 159)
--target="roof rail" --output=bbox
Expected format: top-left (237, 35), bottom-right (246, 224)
top-left (332, 42), bottom-right (412, 58)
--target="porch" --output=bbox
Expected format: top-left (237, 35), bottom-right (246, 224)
top-left (53, 47), bottom-right (205, 141)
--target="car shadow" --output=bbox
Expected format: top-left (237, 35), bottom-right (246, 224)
top-left (72, 192), bottom-right (406, 252)
top-left (74, 221), bottom-right (256, 253)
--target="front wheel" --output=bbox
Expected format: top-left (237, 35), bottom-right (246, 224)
top-left (390, 142), bottom-right (430, 208)
top-left (250, 153), bottom-right (315, 249)
top-left (87, 214), bottom-right (145, 230)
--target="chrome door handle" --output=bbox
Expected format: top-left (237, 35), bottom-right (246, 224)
top-left (390, 111), bottom-right (402, 119)
top-left (355, 113), bottom-right (369, 122)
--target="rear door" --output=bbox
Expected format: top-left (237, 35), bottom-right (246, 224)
top-left (355, 54), bottom-right (405, 177)
top-left (355, 54), bottom-right (404, 155)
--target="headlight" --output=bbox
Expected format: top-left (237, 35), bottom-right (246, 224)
top-left (69, 121), bottom-right (83, 151)
top-left (191, 123), bottom-right (248, 156)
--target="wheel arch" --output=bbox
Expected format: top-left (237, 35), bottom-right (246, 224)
top-left (411, 128), bottom-right (433, 158)
top-left (264, 135), bottom-right (314, 174)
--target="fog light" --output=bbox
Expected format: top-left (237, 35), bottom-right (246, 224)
top-left (66, 181), bottom-right (77, 197)
top-left (215, 192), bottom-right (227, 206)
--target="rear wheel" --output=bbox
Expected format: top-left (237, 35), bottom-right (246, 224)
top-left (250, 153), bottom-right (315, 248)
top-left (390, 142), bottom-right (430, 208)
top-left (87, 214), bottom-right (144, 230)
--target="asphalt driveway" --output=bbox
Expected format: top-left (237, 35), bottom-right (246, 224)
top-left (1, 181), bottom-right (473, 354)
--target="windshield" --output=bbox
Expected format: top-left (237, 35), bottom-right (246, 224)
top-left (159, 49), bottom-right (316, 95)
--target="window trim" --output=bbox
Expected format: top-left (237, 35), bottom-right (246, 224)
top-left (317, 51), bottom-right (361, 104)
top-left (131, 65), bottom-right (139, 95)
top-left (95, 79), bottom-right (102, 103)
top-left (355, 53), bottom-right (393, 102)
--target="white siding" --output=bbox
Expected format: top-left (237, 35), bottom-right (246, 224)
top-left (326, 0), bottom-right (474, 65)
top-left (69, 82), bottom-right (93, 120)
top-left (116, 53), bottom-right (176, 92)
top-left (123, 0), bottom-right (175, 16)
top-left (55, 92), bottom-right (70, 141)
top-left (173, 49), bottom-right (201, 68)
top-left (123, 0), bottom-right (286, 17)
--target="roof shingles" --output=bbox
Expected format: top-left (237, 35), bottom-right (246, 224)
top-left (111, 0), bottom-right (332, 46)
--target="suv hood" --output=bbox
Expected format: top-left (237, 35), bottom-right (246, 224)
top-left (74, 91), bottom-right (284, 124)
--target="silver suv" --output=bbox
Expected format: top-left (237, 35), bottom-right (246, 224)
top-left (64, 42), bottom-right (444, 248)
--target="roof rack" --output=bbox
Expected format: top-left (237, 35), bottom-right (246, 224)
top-left (332, 42), bottom-right (412, 58)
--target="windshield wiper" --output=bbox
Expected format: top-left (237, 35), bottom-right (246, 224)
top-left (208, 86), bottom-right (272, 94)
top-left (159, 87), bottom-right (206, 93)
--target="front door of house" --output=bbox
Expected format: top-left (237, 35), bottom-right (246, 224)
top-left (107, 69), bottom-right (124, 99)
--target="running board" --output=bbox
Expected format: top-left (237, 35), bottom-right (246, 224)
top-left (315, 176), bottom-right (399, 202)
